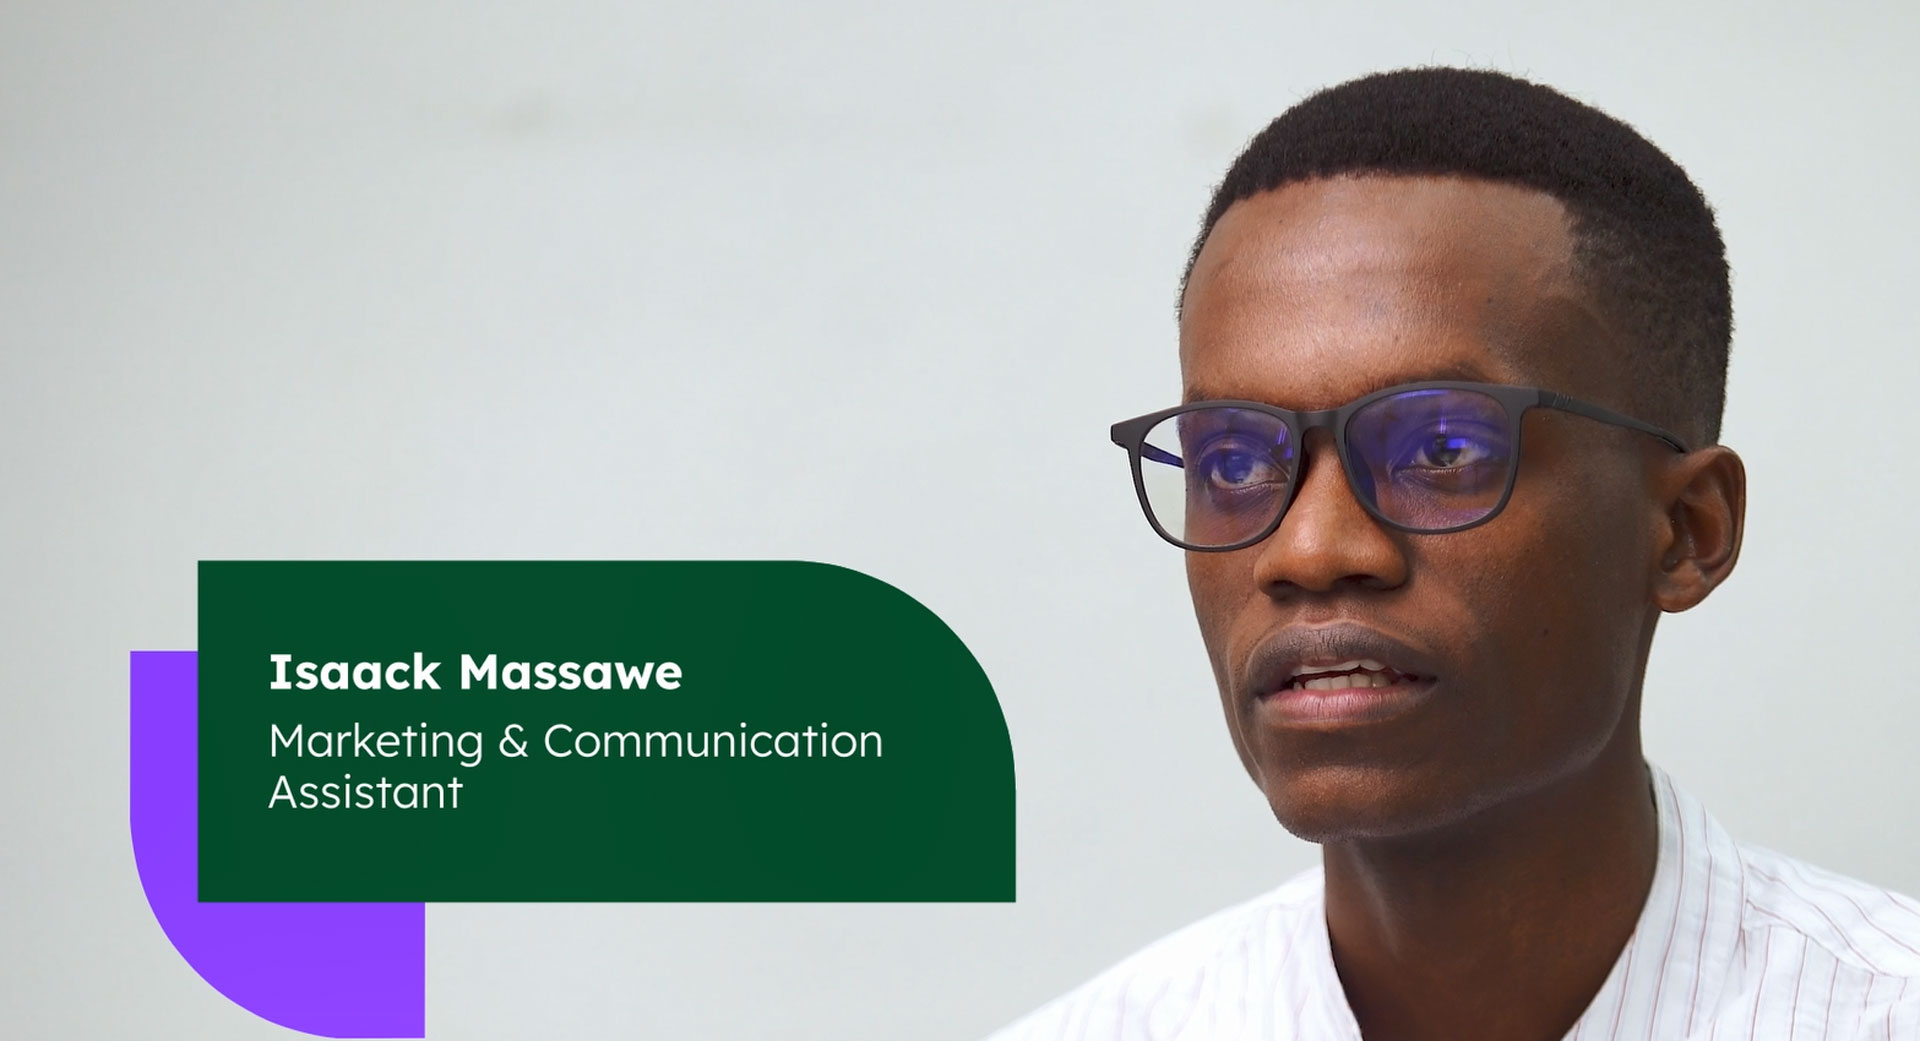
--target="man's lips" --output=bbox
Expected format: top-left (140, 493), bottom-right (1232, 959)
top-left (1241, 624), bottom-right (1442, 728)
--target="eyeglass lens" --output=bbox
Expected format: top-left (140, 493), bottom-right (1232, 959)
top-left (1137, 387), bottom-right (1517, 545)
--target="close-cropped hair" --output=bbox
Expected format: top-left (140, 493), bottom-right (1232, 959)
top-left (1184, 67), bottom-right (1731, 446)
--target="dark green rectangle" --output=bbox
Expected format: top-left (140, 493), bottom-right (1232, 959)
top-left (198, 561), bottom-right (1013, 902)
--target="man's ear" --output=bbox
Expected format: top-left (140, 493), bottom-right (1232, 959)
top-left (1651, 445), bottom-right (1746, 613)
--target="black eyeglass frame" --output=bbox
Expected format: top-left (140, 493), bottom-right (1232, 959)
top-left (1109, 380), bottom-right (1691, 550)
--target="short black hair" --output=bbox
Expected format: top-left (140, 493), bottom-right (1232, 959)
top-left (1183, 67), bottom-right (1731, 445)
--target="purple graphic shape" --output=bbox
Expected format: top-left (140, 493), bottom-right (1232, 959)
top-left (131, 651), bottom-right (426, 1038)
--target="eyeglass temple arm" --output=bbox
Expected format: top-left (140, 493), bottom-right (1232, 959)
top-left (1537, 391), bottom-right (1690, 453)
top-left (1111, 422), bottom-right (1184, 468)
top-left (1139, 444), bottom-right (1182, 468)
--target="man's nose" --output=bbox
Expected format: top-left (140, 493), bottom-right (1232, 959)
top-left (1250, 431), bottom-right (1410, 596)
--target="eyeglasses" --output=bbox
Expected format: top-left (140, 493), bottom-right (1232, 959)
top-left (1110, 381), bottom-right (1689, 550)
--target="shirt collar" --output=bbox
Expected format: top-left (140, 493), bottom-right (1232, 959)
top-left (1296, 761), bottom-right (1747, 1039)
top-left (1570, 762), bottom-right (1747, 1037)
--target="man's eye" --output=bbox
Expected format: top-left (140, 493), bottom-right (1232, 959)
top-left (1197, 441), bottom-right (1283, 490)
top-left (1397, 431), bottom-right (1497, 470)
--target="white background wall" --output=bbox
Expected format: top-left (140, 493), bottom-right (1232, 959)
top-left (4, 1), bottom-right (1918, 1037)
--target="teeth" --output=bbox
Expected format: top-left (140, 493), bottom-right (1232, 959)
top-left (1290, 658), bottom-right (1390, 680)
top-left (1299, 671), bottom-right (1396, 691)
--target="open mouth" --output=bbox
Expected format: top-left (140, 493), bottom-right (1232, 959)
top-left (1239, 624), bottom-right (1443, 726)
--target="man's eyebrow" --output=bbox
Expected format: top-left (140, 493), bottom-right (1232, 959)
top-left (1182, 363), bottom-right (1500, 406)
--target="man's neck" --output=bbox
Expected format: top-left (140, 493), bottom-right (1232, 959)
top-left (1320, 746), bottom-right (1659, 1041)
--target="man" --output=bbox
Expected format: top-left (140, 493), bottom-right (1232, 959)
top-left (992, 68), bottom-right (1920, 1040)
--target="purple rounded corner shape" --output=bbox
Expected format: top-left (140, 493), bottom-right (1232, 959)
top-left (131, 651), bottom-right (426, 1038)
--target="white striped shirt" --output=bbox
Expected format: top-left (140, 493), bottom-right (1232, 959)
top-left (990, 765), bottom-right (1920, 1039)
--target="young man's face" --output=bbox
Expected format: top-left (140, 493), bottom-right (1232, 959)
top-left (1180, 175), bottom-right (1669, 842)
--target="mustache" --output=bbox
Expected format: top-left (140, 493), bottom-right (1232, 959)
top-left (1239, 622), bottom-right (1442, 697)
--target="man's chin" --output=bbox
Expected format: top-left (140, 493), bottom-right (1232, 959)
top-left (1261, 766), bottom-right (1484, 844)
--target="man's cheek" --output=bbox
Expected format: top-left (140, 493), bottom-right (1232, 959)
top-left (1185, 564), bottom-right (1237, 646)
